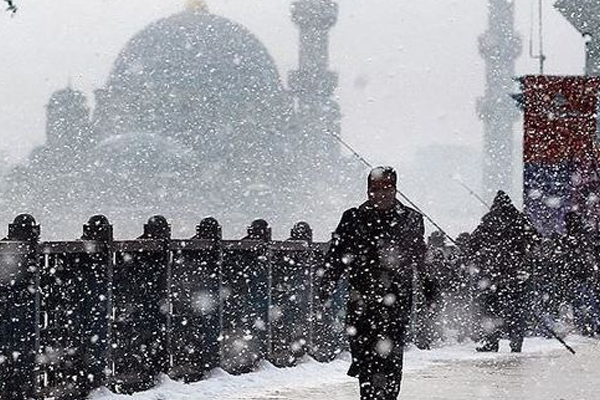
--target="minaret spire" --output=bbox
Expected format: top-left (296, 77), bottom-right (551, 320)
top-left (478, 0), bottom-right (522, 200)
top-left (289, 0), bottom-right (341, 162)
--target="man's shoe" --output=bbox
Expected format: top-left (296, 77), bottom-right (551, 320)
top-left (476, 343), bottom-right (499, 352)
top-left (510, 344), bottom-right (523, 353)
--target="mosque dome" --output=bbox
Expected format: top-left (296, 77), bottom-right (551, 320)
top-left (93, 132), bottom-right (195, 175)
top-left (95, 7), bottom-right (291, 151)
top-left (86, 132), bottom-right (200, 211)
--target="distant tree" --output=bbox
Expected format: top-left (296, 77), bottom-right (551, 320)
top-left (4, 0), bottom-right (17, 14)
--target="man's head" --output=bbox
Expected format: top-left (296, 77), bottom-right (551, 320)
top-left (368, 166), bottom-right (397, 211)
top-left (491, 190), bottom-right (512, 211)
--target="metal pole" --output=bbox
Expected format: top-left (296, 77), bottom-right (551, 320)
top-left (539, 0), bottom-right (546, 74)
top-left (529, 0), bottom-right (546, 74)
top-left (451, 175), bottom-right (491, 210)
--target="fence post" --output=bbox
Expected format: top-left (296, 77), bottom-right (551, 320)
top-left (80, 215), bottom-right (113, 398)
top-left (111, 215), bottom-right (170, 394)
top-left (0, 214), bottom-right (40, 400)
top-left (268, 222), bottom-right (314, 367)
top-left (170, 217), bottom-right (222, 382)
top-left (290, 222), bottom-right (313, 242)
top-left (220, 219), bottom-right (271, 374)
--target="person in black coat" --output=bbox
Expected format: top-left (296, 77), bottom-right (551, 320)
top-left (318, 166), bottom-right (428, 400)
top-left (413, 231), bottom-right (446, 349)
top-left (469, 191), bottom-right (538, 353)
top-left (561, 212), bottom-right (599, 336)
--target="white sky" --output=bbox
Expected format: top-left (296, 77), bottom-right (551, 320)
top-left (0, 0), bottom-right (585, 166)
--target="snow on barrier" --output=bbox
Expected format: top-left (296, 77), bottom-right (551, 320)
top-left (0, 214), bottom-right (346, 400)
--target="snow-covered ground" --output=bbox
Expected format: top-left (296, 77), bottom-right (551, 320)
top-left (91, 335), bottom-right (596, 400)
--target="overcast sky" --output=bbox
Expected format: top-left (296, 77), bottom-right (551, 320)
top-left (0, 0), bottom-right (585, 167)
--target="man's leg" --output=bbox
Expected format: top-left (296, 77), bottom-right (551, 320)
top-left (359, 375), bottom-right (376, 400)
top-left (477, 298), bottom-right (502, 352)
top-left (476, 330), bottom-right (500, 352)
top-left (383, 371), bottom-right (402, 400)
top-left (381, 347), bottom-right (404, 400)
top-left (508, 314), bottom-right (524, 352)
top-left (359, 372), bottom-right (401, 400)
top-left (358, 350), bottom-right (404, 400)
top-left (508, 313), bottom-right (525, 353)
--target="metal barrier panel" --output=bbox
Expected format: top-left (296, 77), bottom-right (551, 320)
top-left (0, 241), bottom-right (38, 400)
top-left (220, 240), bottom-right (270, 374)
top-left (269, 241), bottom-right (313, 367)
top-left (111, 240), bottom-right (169, 394)
top-left (38, 241), bottom-right (111, 400)
top-left (0, 214), bottom-right (336, 398)
top-left (309, 243), bottom-right (348, 362)
top-left (170, 240), bottom-right (222, 382)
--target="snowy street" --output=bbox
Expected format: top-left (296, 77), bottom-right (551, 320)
top-left (92, 336), bottom-right (600, 400)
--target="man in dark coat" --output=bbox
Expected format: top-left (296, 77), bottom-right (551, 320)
top-left (423, 231), bottom-right (472, 345)
top-left (561, 212), bottom-right (599, 336)
top-left (319, 166), bottom-right (428, 400)
top-left (413, 231), bottom-right (446, 349)
top-left (469, 191), bottom-right (538, 353)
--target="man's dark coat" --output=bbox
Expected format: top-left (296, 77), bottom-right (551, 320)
top-left (320, 200), bottom-right (427, 378)
top-left (468, 191), bottom-right (538, 346)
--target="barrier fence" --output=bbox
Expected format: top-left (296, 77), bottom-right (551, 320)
top-left (0, 214), bottom-right (348, 400)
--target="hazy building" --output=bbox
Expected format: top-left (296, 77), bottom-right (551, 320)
top-left (2, 0), bottom-right (361, 239)
top-left (477, 0), bottom-right (521, 201)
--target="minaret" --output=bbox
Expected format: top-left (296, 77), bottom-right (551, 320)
top-left (289, 0), bottom-right (341, 163)
top-left (477, 0), bottom-right (522, 200)
top-left (555, 0), bottom-right (600, 76)
top-left (46, 86), bottom-right (93, 153)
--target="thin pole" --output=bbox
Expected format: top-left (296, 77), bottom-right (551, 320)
top-left (529, 0), bottom-right (546, 74)
top-left (451, 175), bottom-right (491, 210)
top-left (539, 0), bottom-right (546, 74)
top-left (329, 131), bottom-right (459, 246)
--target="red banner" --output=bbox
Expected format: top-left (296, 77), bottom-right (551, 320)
top-left (520, 75), bottom-right (600, 233)
top-left (521, 75), bottom-right (600, 164)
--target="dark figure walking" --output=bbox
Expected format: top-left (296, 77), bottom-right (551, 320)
top-left (561, 212), bottom-right (599, 336)
top-left (319, 166), bottom-right (428, 400)
top-left (413, 231), bottom-right (446, 349)
top-left (469, 191), bottom-right (538, 353)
